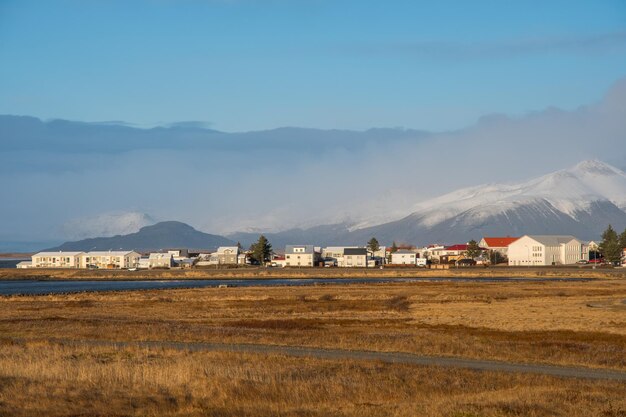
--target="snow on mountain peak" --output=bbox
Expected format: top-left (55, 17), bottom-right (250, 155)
top-left (358, 159), bottom-right (626, 230)
top-left (569, 159), bottom-right (623, 177)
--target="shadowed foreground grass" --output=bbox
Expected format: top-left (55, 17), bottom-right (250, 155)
top-left (1, 341), bottom-right (625, 417)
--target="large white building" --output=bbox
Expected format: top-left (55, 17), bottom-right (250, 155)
top-left (30, 251), bottom-right (141, 269)
top-left (31, 252), bottom-right (84, 268)
top-left (508, 235), bottom-right (588, 266)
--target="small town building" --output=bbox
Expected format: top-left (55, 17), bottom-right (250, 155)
top-left (508, 235), bottom-right (588, 266)
top-left (285, 245), bottom-right (319, 267)
top-left (216, 246), bottom-right (240, 265)
top-left (479, 237), bottom-right (519, 256)
top-left (31, 251), bottom-right (85, 268)
top-left (270, 255), bottom-right (287, 267)
top-left (148, 252), bottom-right (173, 269)
top-left (16, 261), bottom-right (32, 269)
top-left (342, 248), bottom-right (368, 267)
top-left (391, 250), bottom-right (417, 265)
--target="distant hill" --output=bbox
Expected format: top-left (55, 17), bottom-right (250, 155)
top-left (48, 221), bottom-right (234, 252)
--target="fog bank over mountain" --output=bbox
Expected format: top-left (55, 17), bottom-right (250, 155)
top-left (2, 78), bottom-right (626, 250)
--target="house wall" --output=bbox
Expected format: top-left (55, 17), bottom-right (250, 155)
top-left (509, 237), bottom-right (587, 266)
top-left (285, 253), bottom-right (314, 267)
top-left (342, 254), bottom-right (366, 267)
top-left (32, 253), bottom-right (82, 268)
top-left (391, 253), bottom-right (416, 265)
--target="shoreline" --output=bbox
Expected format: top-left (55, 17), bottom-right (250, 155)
top-left (1, 266), bottom-right (624, 281)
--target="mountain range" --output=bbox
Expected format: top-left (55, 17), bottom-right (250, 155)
top-left (34, 159), bottom-right (626, 251)
top-left (228, 160), bottom-right (626, 247)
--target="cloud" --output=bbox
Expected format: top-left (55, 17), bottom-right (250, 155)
top-left (1, 77), bottom-right (625, 246)
top-left (358, 31), bottom-right (626, 61)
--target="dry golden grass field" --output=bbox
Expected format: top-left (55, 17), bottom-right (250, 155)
top-left (1, 279), bottom-right (626, 416)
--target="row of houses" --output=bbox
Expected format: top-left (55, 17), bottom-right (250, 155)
top-left (17, 235), bottom-right (619, 270)
top-left (20, 247), bottom-right (245, 269)
top-left (274, 235), bottom-right (600, 268)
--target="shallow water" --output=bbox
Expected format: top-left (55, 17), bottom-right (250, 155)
top-left (0, 276), bottom-right (591, 296)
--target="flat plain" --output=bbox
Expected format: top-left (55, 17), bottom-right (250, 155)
top-left (1, 277), bottom-right (625, 416)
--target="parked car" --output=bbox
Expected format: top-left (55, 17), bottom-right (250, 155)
top-left (588, 258), bottom-right (603, 264)
top-left (576, 259), bottom-right (589, 264)
top-left (456, 258), bottom-right (477, 266)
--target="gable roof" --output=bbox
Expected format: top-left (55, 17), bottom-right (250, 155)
top-left (518, 235), bottom-right (582, 246)
top-left (33, 251), bottom-right (84, 257)
top-left (86, 251), bottom-right (139, 256)
top-left (481, 237), bottom-right (520, 248)
top-left (285, 245), bottom-right (315, 254)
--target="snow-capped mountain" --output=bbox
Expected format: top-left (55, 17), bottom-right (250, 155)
top-left (410, 159), bottom-right (626, 224)
top-left (61, 211), bottom-right (156, 240)
top-left (231, 160), bottom-right (626, 247)
top-left (348, 159), bottom-right (626, 244)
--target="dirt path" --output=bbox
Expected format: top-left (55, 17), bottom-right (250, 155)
top-left (33, 338), bottom-right (626, 382)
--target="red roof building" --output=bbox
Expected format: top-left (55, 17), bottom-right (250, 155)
top-left (480, 237), bottom-right (520, 248)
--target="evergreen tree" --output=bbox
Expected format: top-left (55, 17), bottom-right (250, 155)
top-left (390, 241), bottom-right (398, 253)
top-left (619, 228), bottom-right (626, 252)
top-left (367, 237), bottom-right (380, 254)
top-left (600, 225), bottom-right (621, 264)
top-left (250, 235), bottom-right (272, 265)
top-left (236, 241), bottom-right (242, 250)
top-left (465, 239), bottom-right (482, 259)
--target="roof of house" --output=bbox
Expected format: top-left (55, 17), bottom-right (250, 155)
top-left (344, 248), bottom-right (367, 256)
top-left (393, 249), bottom-right (416, 255)
top-left (217, 246), bottom-right (239, 254)
top-left (86, 251), bottom-right (138, 256)
top-left (323, 246), bottom-right (358, 252)
top-left (33, 251), bottom-right (84, 257)
top-left (149, 252), bottom-right (172, 259)
top-left (444, 244), bottom-right (487, 251)
top-left (481, 237), bottom-right (520, 248)
top-left (285, 245), bottom-right (315, 254)
top-left (444, 244), bottom-right (469, 251)
top-left (517, 235), bottom-right (582, 246)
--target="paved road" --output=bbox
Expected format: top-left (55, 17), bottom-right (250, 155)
top-left (34, 338), bottom-right (626, 382)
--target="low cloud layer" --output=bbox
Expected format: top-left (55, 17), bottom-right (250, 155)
top-left (2, 77), bottom-right (626, 248)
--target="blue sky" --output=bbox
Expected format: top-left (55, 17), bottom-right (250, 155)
top-left (1, 0), bottom-right (625, 132)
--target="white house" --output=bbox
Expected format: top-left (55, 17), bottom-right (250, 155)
top-left (508, 235), bottom-right (588, 266)
top-left (16, 261), bottom-right (32, 269)
top-left (31, 252), bottom-right (85, 268)
top-left (216, 246), bottom-right (240, 265)
top-left (285, 245), bottom-right (319, 267)
top-left (148, 252), bottom-right (173, 269)
top-left (81, 251), bottom-right (141, 269)
top-left (342, 248), bottom-right (368, 267)
top-left (391, 250), bottom-right (417, 265)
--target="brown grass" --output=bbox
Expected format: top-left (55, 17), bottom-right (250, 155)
top-left (0, 342), bottom-right (625, 417)
top-left (1, 280), bottom-right (626, 415)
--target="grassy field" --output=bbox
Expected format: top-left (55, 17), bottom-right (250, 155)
top-left (1, 279), bottom-right (625, 415)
